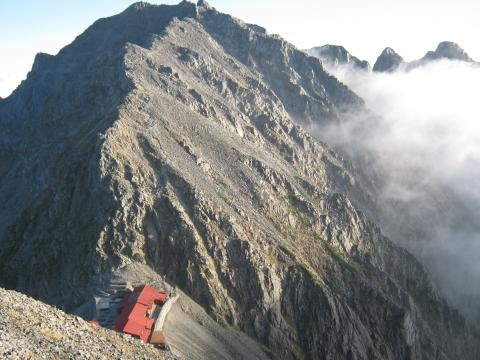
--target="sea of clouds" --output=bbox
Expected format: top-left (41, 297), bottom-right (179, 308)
top-left (321, 60), bottom-right (480, 320)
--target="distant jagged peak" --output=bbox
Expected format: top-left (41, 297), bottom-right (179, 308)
top-left (307, 44), bottom-right (370, 71)
top-left (197, 0), bottom-right (213, 9)
top-left (423, 41), bottom-right (474, 62)
top-left (373, 47), bottom-right (404, 72)
top-left (381, 47), bottom-right (398, 56)
top-left (402, 41), bottom-right (476, 71)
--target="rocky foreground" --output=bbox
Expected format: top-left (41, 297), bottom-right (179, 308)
top-left (0, 288), bottom-right (175, 360)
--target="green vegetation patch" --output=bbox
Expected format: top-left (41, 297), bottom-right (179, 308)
top-left (286, 193), bottom-right (299, 206)
top-left (278, 244), bottom-right (295, 260)
top-left (252, 192), bottom-right (262, 206)
top-left (323, 241), bottom-right (356, 272)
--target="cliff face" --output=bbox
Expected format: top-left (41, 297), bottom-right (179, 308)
top-left (0, 2), bottom-right (479, 359)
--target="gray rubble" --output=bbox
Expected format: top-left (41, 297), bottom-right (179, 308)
top-left (0, 287), bottom-right (175, 360)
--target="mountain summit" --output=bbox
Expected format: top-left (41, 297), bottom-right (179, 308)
top-left (373, 47), bottom-right (404, 72)
top-left (424, 41), bottom-right (474, 62)
top-left (307, 45), bottom-right (371, 70)
top-left (405, 41), bottom-right (476, 70)
top-left (1, 2), bottom-right (479, 359)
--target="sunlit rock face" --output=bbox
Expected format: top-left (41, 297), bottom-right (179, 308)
top-left (0, 2), bottom-right (479, 359)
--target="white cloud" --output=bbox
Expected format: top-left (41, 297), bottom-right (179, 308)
top-left (320, 60), bottom-right (480, 319)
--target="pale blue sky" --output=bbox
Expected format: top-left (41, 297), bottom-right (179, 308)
top-left (1, 0), bottom-right (479, 97)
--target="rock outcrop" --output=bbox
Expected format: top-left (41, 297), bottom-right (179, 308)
top-left (307, 45), bottom-right (371, 70)
top-left (1, 1), bottom-right (479, 359)
top-left (373, 47), bottom-right (404, 72)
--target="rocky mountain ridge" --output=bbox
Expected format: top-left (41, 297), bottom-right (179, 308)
top-left (1, 1), bottom-right (479, 359)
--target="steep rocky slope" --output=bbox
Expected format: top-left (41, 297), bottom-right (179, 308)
top-left (1, 1), bottom-right (479, 359)
top-left (0, 288), bottom-right (175, 360)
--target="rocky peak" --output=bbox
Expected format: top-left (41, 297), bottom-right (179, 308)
top-left (373, 47), bottom-right (404, 72)
top-left (423, 41), bottom-right (474, 62)
top-left (197, 0), bottom-right (213, 9)
top-left (402, 41), bottom-right (475, 70)
top-left (307, 44), bottom-right (371, 70)
top-left (31, 52), bottom-right (55, 72)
